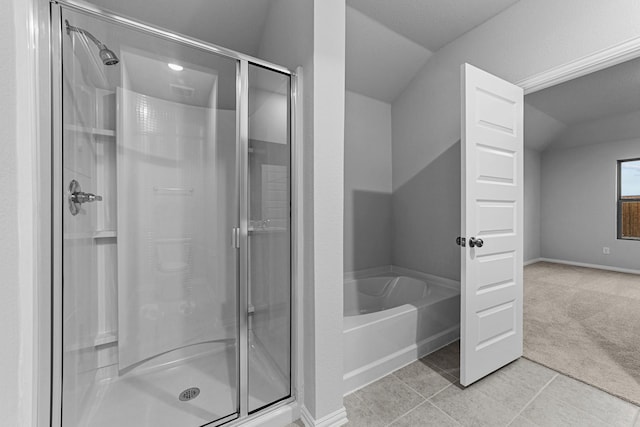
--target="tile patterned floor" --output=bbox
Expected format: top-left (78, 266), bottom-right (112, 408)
top-left (339, 341), bottom-right (640, 427)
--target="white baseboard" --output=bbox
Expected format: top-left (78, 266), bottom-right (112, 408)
top-left (300, 406), bottom-right (348, 427)
top-left (539, 258), bottom-right (640, 275)
top-left (342, 326), bottom-right (460, 396)
top-left (524, 258), bottom-right (543, 266)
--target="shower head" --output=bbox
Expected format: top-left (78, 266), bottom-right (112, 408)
top-left (65, 20), bottom-right (120, 66)
top-left (99, 47), bottom-right (119, 66)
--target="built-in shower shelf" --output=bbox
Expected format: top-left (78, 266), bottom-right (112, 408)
top-left (94, 332), bottom-right (118, 347)
top-left (248, 227), bottom-right (288, 234)
top-left (64, 332), bottom-right (118, 353)
top-left (64, 230), bottom-right (117, 240)
top-left (65, 124), bottom-right (116, 137)
top-left (94, 230), bottom-right (117, 239)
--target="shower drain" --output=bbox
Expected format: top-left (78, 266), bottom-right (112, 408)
top-left (179, 387), bottom-right (201, 401)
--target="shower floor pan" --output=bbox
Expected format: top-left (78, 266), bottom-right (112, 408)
top-left (74, 339), bottom-right (288, 427)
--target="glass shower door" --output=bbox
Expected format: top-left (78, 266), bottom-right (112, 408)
top-left (58, 7), bottom-right (239, 427)
top-left (247, 64), bottom-right (292, 412)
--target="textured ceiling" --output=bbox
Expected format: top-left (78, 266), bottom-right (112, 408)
top-left (347, 0), bottom-right (521, 51)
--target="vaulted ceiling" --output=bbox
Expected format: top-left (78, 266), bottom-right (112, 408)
top-left (345, 0), bottom-right (521, 102)
top-left (87, 0), bottom-right (523, 103)
top-left (346, 0), bottom-right (521, 52)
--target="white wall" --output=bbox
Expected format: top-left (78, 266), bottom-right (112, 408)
top-left (307, 1), bottom-right (345, 420)
top-left (344, 91), bottom-right (392, 272)
top-left (541, 138), bottom-right (640, 271)
top-left (0, 1), bottom-right (19, 426)
top-left (524, 103), bottom-right (567, 151)
top-left (552, 109), bottom-right (640, 150)
top-left (391, 0), bottom-right (640, 280)
top-left (345, 6), bottom-right (431, 103)
top-left (524, 148), bottom-right (541, 262)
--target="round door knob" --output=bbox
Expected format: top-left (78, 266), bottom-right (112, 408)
top-left (469, 237), bottom-right (484, 248)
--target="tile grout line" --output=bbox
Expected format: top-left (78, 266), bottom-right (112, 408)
top-left (391, 371), bottom-right (454, 402)
top-left (532, 364), bottom-right (640, 426)
top-left (553, 382), bottom-right (640, 426)
top-left (385, 346), bottom-right (459, 426)
top-left (383, 399), bottom-right (462, 427)
top-left (428, 401), bottom-right (464, 426)
top-left (390, 373), bottom-right (429, 401)
top-left (505, 373), bottom-right (558, 426)
top-left (427, 382), bottom-right (454, 401)
top-left (383, 350), bottom-right (460, 426)
top-left (415, 370), bottom-right (464, 427)
top-left (384, 370), bottom-right (455, 426)
top-left (377, 374), bottom-right (428, 426)
top-left (423, 356), bottom-right (457, 376)
top-left (383, 400), bottom-right (426, 427)
top-left (421, 358), bottom-right (461, 387)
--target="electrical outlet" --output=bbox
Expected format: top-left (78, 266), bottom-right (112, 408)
top-left (603, 247), bottom-right (610, 255)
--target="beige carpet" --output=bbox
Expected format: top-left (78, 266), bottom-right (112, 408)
top-left (524, 261), bottom-right (640, 405)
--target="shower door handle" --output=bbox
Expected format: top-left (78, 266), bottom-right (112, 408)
top-left (68, 179), bottom-right (102, 216)
top-left (231, 227), bottom-right (240, 249)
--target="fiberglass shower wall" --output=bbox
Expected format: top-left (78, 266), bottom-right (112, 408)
top-left (116, 49), bottom-right (234, 369)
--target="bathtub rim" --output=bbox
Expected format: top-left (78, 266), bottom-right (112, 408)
top-left (344, 264), bottom-right (460, 292)
top-left (343, 283), bottom-right (459, 331)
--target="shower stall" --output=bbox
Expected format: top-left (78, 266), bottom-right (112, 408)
top-left (52, 2), bottom-right (293, 426)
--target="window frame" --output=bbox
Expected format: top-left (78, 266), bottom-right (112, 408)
top-left (617, 157), bottom-right (640, 240)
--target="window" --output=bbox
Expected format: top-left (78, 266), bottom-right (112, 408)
top-left (618, 158), bottom-right (640, 240)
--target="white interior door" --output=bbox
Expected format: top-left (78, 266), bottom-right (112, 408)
top-left (460, 63), bottom-right (523, 386)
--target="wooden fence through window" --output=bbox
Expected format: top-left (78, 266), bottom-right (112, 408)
top-left (621, 199), bottom-right (640, 238)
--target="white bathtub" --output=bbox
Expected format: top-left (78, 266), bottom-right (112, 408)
top-left (343, 273), bottom-right (460, 394)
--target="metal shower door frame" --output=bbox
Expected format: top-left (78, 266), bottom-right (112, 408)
top-left (50, 1), bottom-right (296, 426)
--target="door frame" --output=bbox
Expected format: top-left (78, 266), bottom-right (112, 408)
top-left (515, 36), bottom-right (640, 269)
top-left (515, 35), bottom-right (640, 95)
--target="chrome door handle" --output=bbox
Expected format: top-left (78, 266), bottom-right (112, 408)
top-left (469, 237), bottom-right (484, 248)
top-left (456, 236), bottom-right (466, 247)
top-left (68, 179), bottom-right (102, 216)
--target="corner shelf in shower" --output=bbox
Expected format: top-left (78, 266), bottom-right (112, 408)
top-left (248, 227), bottom-right (288, 234)
top-left (64, 230), bottom-right (117, 240)
top-left (64, 124), bottom-right (116, 138)
top-left (94, 331), bottom-right (118, 347)
top-left (64, 331), bottom-right (117, 353)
